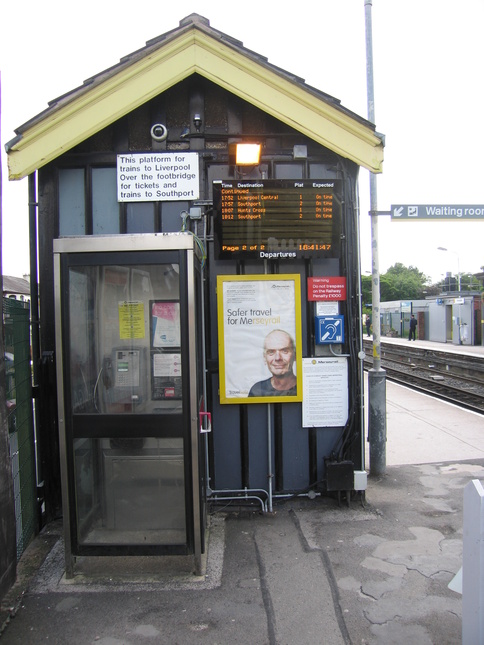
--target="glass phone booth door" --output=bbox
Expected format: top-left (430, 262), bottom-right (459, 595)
top-left (54, 235), bottom-right (205, 576)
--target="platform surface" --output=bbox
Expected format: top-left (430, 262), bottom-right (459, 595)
top-left (2, 369), bottom-right (484, 644)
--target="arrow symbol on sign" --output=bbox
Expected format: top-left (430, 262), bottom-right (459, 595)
top-left (393, 207), bottom-right (404, 217)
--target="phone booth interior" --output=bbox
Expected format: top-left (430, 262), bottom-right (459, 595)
top-left (54, 234), bottom-right (205, 576)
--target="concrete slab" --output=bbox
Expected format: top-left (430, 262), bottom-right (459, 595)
top-left (365, 378), bottom-right (484, 467)
top-left (254, 511), bottom-right (347, 645)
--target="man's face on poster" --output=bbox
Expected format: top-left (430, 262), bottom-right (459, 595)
top-left (263, 330), bottom-right (295, 378)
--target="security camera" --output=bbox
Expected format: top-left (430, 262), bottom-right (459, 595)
top-left (151, 124), bottom-right (168, 142)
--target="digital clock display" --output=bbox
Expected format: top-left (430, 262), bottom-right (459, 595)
top-left (213, 179), bottom-right (341, 260)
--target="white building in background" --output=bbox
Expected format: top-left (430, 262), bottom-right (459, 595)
top-left (380, 291), bottom-right (483, 346)
top-left (2, 276), bottom-right (30, 303)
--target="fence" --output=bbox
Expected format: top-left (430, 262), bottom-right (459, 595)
top-left (4, 297), bottom-right (37, 559)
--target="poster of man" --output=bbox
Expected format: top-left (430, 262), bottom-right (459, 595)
top-left (217, 275), bottom-right (302, 404)
top-left (248, 330), bottom-right (297, 396)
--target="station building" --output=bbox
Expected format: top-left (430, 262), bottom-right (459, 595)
top-left (5, 14), bottom-right (384, 574)
top-left (380, 287), bottom-right (483, 346)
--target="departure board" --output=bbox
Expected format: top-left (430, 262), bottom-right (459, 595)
top-left (213, 180), bottom-right (341, 260)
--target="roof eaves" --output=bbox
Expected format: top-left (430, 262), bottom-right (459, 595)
top-left (5, 14), bottom-right (382, 174)
top-left (9, 13), bottom-right (370, 142)
top-left (7, 18), bottom-right (200, 141)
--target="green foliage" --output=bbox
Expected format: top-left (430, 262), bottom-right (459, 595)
top-left (361, 274), bottom-right (372, 311)
top-left (362, 263), bottom-right (483, 308)
top-left (362, 263), bottom-right (432, 306)
top-left (459, 273), bottom-right (482, 291)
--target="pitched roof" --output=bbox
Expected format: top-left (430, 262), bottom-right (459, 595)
top-left (5, 13), bottom-right (384, 180)
top-left (3, 275), bottom-right (30, 296)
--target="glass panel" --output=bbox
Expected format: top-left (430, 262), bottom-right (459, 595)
top-left (162, 201), bottom-right (188, 232)
top-left (69, 263), bottom-right (181, 415)
top-left (74, 437), bottom-right (186, 545)
top-left (126, 202), bottom-right (155, 233)
top-left (206, 165), bottom-right (233, 200)
top-left (274, 163), bottom-right (304, 179)
top-left (59, 169), bottom-right (86, 235)
top-left (309, 163), bottom-right (337, 179)
top-left (92, 168), bottom-right (120, 234)
top-left (69, 267), bottom-right (98, 412)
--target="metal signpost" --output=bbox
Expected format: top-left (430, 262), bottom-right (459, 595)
top-left (365, 0), bottom-right (386, 477)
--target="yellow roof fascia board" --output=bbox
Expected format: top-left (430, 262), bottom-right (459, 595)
top-left (7, 33), bottom-right (202, 179)
top-left (190, 34), bottom-right (382, 171)
top-left (7, 28), bottom-right (382, 180)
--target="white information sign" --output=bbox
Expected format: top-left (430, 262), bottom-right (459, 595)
top-left (316, 301), bottom-right (339, 316)
top-left (117, 152), bottom-right (199, 202)
top-left (302, 357), bottom-right (348, 427)
top-left (153, 353), bottom-right (181, 378)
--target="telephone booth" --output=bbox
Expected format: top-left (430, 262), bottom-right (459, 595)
top-left (53, 234), bottom-right (207, 575)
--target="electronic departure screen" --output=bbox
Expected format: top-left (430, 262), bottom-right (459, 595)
top-left (213, 179), bottom-right (341, 260)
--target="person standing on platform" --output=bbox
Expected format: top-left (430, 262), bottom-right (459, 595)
top-left (409, 314), bottom-right (417, 341)
top-left (366, 316), bottom-right (371, 337)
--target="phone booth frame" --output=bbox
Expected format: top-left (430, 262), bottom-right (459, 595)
top-left (54, 233), bottom-right (206, 576)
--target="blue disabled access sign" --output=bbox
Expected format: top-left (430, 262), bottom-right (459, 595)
top-left (315, 315), bottom-right (344, 345)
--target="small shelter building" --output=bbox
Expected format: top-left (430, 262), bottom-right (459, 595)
top-left (4, 14), bottom-right (384, 574)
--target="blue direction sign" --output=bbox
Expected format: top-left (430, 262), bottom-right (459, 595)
top-left (391, 205), bottom-right (484, 220)
top-left (315, 315), bottom-right (344, 345)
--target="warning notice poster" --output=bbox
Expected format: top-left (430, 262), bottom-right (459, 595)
top-left (118, 301), bottom-right (145, 340)
top-left (302, 357), bottom-right (348, 427)
top-left (217, 275), bottom-right (302, 404)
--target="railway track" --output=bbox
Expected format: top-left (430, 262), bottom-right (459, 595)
top-left (362, 339), bottom-right (484, 414)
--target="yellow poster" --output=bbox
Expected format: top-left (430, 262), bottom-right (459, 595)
top-left (217, 275), bottom-right (302, 404)
top-left (118, 301), bottom-right (145, 339)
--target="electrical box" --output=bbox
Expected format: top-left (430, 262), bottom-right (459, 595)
top-left (326, 460), bottom-right (354, 491)
top-left (353, 470), bottom-right (367, 491)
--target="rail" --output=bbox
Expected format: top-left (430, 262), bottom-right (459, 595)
top-left (363, 339), bottom-right (484, 415)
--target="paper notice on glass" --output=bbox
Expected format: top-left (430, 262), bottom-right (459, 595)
top-left (118, 301), bottom-right (145, 339)
top-left (153, 353), bottom-right (182, 377)
top-left (302, 357), bottom-right (348, 427)
top-left (151, 302), bottom-right (180, 348)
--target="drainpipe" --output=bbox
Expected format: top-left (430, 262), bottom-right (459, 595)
top-left (29, 173), bottom-right (40, 390)
top-left (355, 182), bottom-right (366, 471)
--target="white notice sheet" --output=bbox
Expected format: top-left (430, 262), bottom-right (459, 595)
top-left (302, 357), bottom-right (348, 427)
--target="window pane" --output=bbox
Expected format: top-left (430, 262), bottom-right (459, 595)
top-left (59, 169), bottom-right (85, 235)
top-left (274, 164), bottom-right (304, 179)
top-left (74, 437), bottom-right (186, 546)
top-left (126, 203), bottom-right (155, 233)
top-left (310, 163), bottom-right (336, 179)
top-left (162, 201), bottom-right (188, 232)
top-left (68, 263), bottom-right (181, 416)
top-left (93, 168), bottom-right (119, 234)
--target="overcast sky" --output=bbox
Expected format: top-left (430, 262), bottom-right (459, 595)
top-left (1, 0), bottom-right (483, 283)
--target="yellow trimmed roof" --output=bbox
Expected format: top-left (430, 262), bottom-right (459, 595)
top-left (6, 14), bottom-right (384, 180)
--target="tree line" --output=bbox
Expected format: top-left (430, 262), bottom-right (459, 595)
top-left (361, 262), bottom-right (482, 312)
